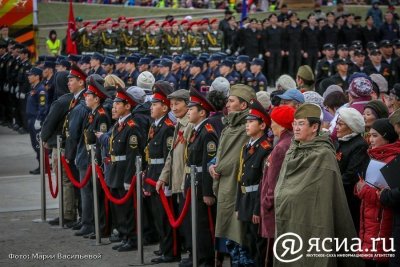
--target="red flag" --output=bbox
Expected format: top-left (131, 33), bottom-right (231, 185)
top-left (66, 0), bottom-right (77, 54)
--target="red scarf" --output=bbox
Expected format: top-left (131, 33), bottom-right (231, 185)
top-left (368, 140), bottom-right (400, 163)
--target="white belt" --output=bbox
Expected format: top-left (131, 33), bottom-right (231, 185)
top-left (111, 155), bottom-right (126, 162)
top-left (185, 166), bottom-right (203, 174)
top-left (148, 46), bottom-right (160, 50)
top-left (150, 158), bottom-right (164, 165)
top-left (209, 47), bottom-right (221, 51)
top-left (81, 52), bottom-right (94, 55)
top-left (170, 47), bottom-right (182, 51)
top-left (190, 47), bottom-right (201, 51)
top-left (125, 47), bottom-right (139, 51)
top-left (241, 184), bottom-right (259, 193)
top-left (103, 48), bottom-right (118, 53)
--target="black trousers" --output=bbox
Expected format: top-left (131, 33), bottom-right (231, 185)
top-left (267, 50), bottom-right (282, 87)
top-left (110, 187), bottom-right (135, 240)
top-left (243, 221), bottom-right (266, 267)
top-left (149, 192), bottom-right (181, 257)
top-left (27, 116), bottom-right (39, 162)
top-left (305, 50), bottom-right (319, 71)
top-left (288, 49), bottom-right (302, 78)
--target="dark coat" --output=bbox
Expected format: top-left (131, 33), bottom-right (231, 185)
top-left (41, 93), bottom-right (73, 148)
top-left (108, 114), bottom-right (142, 189)
top-left (236, 134), bottom-right (272, 222)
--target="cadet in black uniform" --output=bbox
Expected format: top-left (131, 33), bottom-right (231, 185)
top-left (89, 52), bottom-right (107, 77)
top-left (285, 13), bottom-right (303, 78)
top-left (236, 99), bottom-right (272, 267)
top-left (26, 67), bottom-right (47, 174)
top-left (301, 14), bottom-right (321, 70)
top-left (64, 64), bottom-right (91, 236)
top-left (189, 60), bottom-right (207, 92)
top-left (82, 75), bottom-right (111, 239)
top-left (109, 88), bottom-right (143, 252)
top-left (143, 82), bottom-right (178, 263)
top-left (181, 89), bottom-right (218, 267)
top-left (124, 56), bottom-right (140, 87)
top-left (315, 43), bottom-right (336, 89)
top-left (250, 58), bottom-right (268, 92)
top-left (158, 59), bottom-right (178, 90)
top-left (0, 42), bottom-right (10, 125)
top-left (235, 55), bottom-right (254, 87)
top-left (16, 48), bottom-right (32, 134)
top-left (179, 54), bottom-right (192, 90)
top-left (263, 13), bottom-right (284, 87)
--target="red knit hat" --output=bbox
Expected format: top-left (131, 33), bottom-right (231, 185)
top-left (271, 106), bottom-right (296, 130)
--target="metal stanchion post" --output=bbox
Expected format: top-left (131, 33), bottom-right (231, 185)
top-left (91, 145), bottom-right (101, 245)
top-left (40, 137), bottom-right (46, 222)
top-left (57, 135), bottom-right (64, 227)
top-left (190, 165), bottom-right (198, 267)
top-left (136, 156), bottom-right (144, 264)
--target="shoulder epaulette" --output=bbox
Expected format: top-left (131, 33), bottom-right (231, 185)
top-left (127, 119), bottom-right (135, 128)
top-left (98, 107), bottom-right (106, 116)
top-left (205, 123), bottom-right (215, 133)
top-left (165, 118), bottom-right (174, 127)
top-left (260, 140), bottom-right (271, 150)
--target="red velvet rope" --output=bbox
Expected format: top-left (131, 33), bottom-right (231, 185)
top-left (95, 164), bottom-right (136, 205)
top-left (207, 206), bottom-right (215, 245)
top-left (144, 178), bottom-right (191, 229)
top-left (44, 149), bottom-right (58, 199)
top-left (61, 155), bottom-right (92, 188)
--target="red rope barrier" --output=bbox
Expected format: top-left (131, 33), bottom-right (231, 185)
top-left (207, 206), bottom-right (215, 245)
top-left (95, 164), bottom-right (136, 205)
top-left (61, 155), bottom-right (91, 188)
top-left (44, 149), bottom-right (58, 198)
top-left (144, 178), bottom-right (191, 229)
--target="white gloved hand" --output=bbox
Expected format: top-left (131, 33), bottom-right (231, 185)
top-left (3, 84), bottom-right (9, 92)
top-left (258, 54), bottom-right (263, 59)
top-left (234, 51), bottom-right (239, 56)
top-left (16, 92), bottom-right (20, 99)
top-left (34, 120), bottom-right (41, 130)
top-left (19, 93), bottom-right (26, 100)
top-left (14, 86), bottom-right (19, 94)
top-left (225, 49), bottom-right (231, 55)
top-left (124, 183), bottom-right (130, 191)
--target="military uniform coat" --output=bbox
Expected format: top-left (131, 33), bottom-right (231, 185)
top-left (108, 114), bottom-right (142, 189)
top-left (214, 110), bottom-right (250, 245)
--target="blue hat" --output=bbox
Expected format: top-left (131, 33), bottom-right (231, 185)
top-left (43, 61), bottom-right (56, 69)
top-left (191, 59), bottom-right (203, 68)
top-left (151, 59), bottom-right (161, 67)
top-left (277, 89), bottom-right (305, 103)
top-left (226, 56), bottom-right (236, 62)
top-left (209, 54), bottom-right (222, 62)
top-left (251, 58), bottom-right (264, 66)
top-left (146, 54), bottom-right (157, 61)
top-left (68, 54), bottom-right (81, 62)
top-left (79, 55), bottom-right (91, 64)
top-left (198, 55), bottom-right (209, 63)
top-left (138, 57), bottom-right (151, 65)
top-left (216, 52), bottom-right (227, 59)
top-left (220, 59), bottom-right (234, 68)
top-left (56, 55), bottom-right (67, 64)
top-left (181, 54), bottom-right (193, 63)
top-left (125, 55), bottom-right (139, 64)
top-left (161, 55), bottom-right (173, 60)
top-left (28, 67), bottom-right (43, 76)
top-left (173, 56), bottom-right (181, 63)
top-left (58, 60), bottom-right (71, 69)
top-left (117, 55), bottom-right (126, 63)
top-left (131, 52), bottom-right (143, 58)
top-left (200, 52), bottom-right (210, 58)
top-left (91, 52), bottom-right (104, 63)
top-left (158, 59), bottom-right (172, 68)
top-left (235, 55), bottom-right (250, 64)
top-left (103, 57), bottom-right (116, 65)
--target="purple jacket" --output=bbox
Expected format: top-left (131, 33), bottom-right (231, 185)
top-left (349, 96), bottom-right (371, 114)
top-left (260, 130), bottom-right (293, 238)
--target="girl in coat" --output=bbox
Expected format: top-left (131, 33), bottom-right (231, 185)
top-left (356, 119), bottom-right (399, 267)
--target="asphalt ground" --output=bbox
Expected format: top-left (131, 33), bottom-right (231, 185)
top-left (0, 126), bottom-right (189, 266)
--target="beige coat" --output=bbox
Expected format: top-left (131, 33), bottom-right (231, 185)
top-left (214, 110), bottom-right (250, 245)
top-left (159, 114), bottom-right (194, 193)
